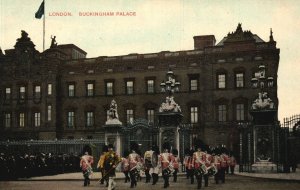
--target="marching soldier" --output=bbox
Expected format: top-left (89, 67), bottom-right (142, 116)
top-left (80, 152), bottom-right (94, 187)
top-left (121, 150), bottom-right (130, 183)
top-left (203, 150), bottom-right (214, 187)
top-left (220, 151), bottom-right (229, 183)
top-left (97, 145), bottom-right (108, 186)
top-left (103, 144), bottom-right (121, 190)
top-left (149, 145), bottom-right (160, 185)
top-left (171, 149), bottom-right (180, 182)
top-left (128, 142), bottom-right (142, 188)
top-left (213, 149), bottom-right (221, 184)
top-left (188, 149), bottom-right (195, 184)
top-left (192, 145), bottom-right (207, 189)
top-left (143, 149), bottom-right (152, 183)
top-left (160, 143), bottom-right (174, 188)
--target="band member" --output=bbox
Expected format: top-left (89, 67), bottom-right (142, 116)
top-left (97, 145), bottom-right (108, 186)
top-left (192, 145), bottom-right (206, 189)
top-left (103, 144), bottom-right (121, 190)
top-left (213, 149), bottom-right (221, 184)
top-left (80, 152), bottom-right (94, 187)
top-left (144, 149), bottom-right (152, 183)
top-left (149, 145), bottom-right (160, 185)
top-left (128, 142), bottom-right (142, 188)
top-left (220, 151), bottom-right (228, 183)
top-left (121, 150), bottom-right (130, 183)
top-left (160, 143), bottom-right (174, 188)
top-left (171, 149), bottom-right (180, 182)
top-left (229, 152), bottom-right (236, 175)
top-left (203, 150), bottom-right (213, 187)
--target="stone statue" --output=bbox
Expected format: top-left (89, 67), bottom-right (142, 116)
top-left (50, 35), bottom-right (57, 48)
top-left (252, 92), bottom-right (274, 110)
top-left (17, 30), bottom-right (30, 42)
top-left (105, 99), bottom-right (122, 125)
top-left (109, 99), bottom-right (118, 119)
top-left (159, 96), bottom-right (181, 113)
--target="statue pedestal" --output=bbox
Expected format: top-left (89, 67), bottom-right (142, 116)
top-left (252, 160), bottom-right (277, 173)
top-left (103, 124), bottom-right (123, 156)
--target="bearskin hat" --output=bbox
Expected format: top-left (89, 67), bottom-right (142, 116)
top-left (102, 145), bottom-right (108, 152)
top-left (172, 149), bottom-right (178, 156)
top-left (152, 145), bottom-right (160, 154)
top-left (162, 142), bottom-right (171, 151)
top-left (123, 150), bottom-right (130, 157)
top-left (108, 144), bottom-right (114, 149)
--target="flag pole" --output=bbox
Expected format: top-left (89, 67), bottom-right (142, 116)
top-left (43, 0), bottom-right (45, 51)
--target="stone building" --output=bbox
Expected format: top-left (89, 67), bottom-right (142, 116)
top-left (0, 24), bottom-right (280, 156)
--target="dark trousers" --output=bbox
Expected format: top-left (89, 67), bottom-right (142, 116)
top-left (173, 168), bottom-right (178, 182)
top-left (195, 172), bottom-right (208, 189)
top-left (162, 170), bottom-right (170, 188)
top-left (215, 170), bottom-right (220, 184)
top-left (186, 167), bottom-right (190, 179)
top-left (124, 171), bottom-right (130, 183)
top-left (190, 169), bottom-right (195, 184)
top-left (220, 167), bottom-right (225, 183)
top-left (83, 171), bottom-right (90, 186)
top-left (215, 168), bottom-right (225, 184)
top-left (145, 169), bottom-right (151, 183)
top-left (129, 170), bottom-right (137, 188)
top-left (152, 173), bottom-right (159, 185)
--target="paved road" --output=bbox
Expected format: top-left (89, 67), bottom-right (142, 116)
top-left (1, 175), bottom-right (300, 190)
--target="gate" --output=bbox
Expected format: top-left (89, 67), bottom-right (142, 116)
top-left (281, 114), bottom-right (300, 172)
top-left (123, 118), bottom-right (158, 154)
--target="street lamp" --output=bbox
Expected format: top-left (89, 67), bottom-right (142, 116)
top-left (251, 64), bottom-right (275, 110)
top-left (251, 64), bottom-right (273, 90)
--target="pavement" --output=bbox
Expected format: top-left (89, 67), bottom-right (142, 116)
top-left (21, 169), bottom-right (300, 181)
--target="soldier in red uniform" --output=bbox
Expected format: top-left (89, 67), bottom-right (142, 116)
top-left (213, 149), bottom-right (222, 184)
top-left (171, 149), bottom-right (180, 182)
top-left (220, 151), bottom-right (229, 183)
top-left (160, 143), bottom-right (174, 188)
top-left (80, 152), bottom-right (94, 187)
top-left (121, 150), bottom-right (130, 183)
top-left (128, 142), bottom-right (142, 188)
top-left (188, 148), bottom-right (195, 184)
top-left (192, 145), bottom-right (206, 189)
top-left (149, 145), bottom-right (160, 185)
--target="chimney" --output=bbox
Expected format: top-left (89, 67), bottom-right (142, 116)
top-left (193, 35), bottom-right (216, 50)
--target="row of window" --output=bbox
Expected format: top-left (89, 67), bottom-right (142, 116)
top-left (67, 79), bottom-right (154, 97)
top-left (3, 71), bottom-right (274, 100)
top-left (4, 84), bottom-right (52, 102)
top-left (3, 103), bottom-right (246, 128)
top-left (4, 105), bottom-right (52, 128)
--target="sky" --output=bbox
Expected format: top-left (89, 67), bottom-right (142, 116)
top-left (0, 0), bottom-right (299, 123)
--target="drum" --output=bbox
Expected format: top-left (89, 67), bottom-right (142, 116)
top-left (195, 164), bottom-right (207, 176)
top-left (84, 166), bottom-right (93, 177)
top-left (144, 151), bottom-right (158, 168)
top-left (207, 165), bottom-right (217, 176)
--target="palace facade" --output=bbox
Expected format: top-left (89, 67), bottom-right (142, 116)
top-left (0, 24), bottom-right (280, 155)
